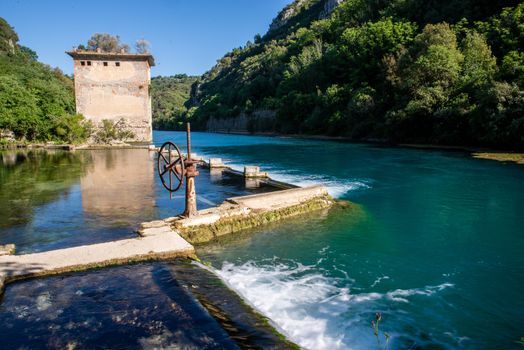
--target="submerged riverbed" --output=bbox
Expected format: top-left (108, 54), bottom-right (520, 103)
top-left (1, 132), bottom-right (523, 349)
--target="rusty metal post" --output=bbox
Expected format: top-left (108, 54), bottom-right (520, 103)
top-left (186, 122), bottom-right (192, 160)
top-left (183, 123), bottom-right (198, 218)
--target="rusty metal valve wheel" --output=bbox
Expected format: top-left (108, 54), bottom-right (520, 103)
top-left (157, 141), bottom-right (185, 192)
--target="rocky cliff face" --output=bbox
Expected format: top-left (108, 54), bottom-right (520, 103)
top-left (269, 0), bottom-right (314, 32)
top-left (269, 0), bottom-right (342, 31)
top-left (319, 0), bottom-right (343, 19)
top-left (206, 110), bottom-right (276, 134)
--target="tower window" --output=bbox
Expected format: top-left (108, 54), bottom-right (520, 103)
top-left (87, 61), bottom-right (91, 66)
top-left (103, 62), bottom-right (108, 66)
top-left (116, 62), bottom-right (120, 67)
top-left (80, 61), bottom-right (85, 66)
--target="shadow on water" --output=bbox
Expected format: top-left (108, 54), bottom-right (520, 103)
top-left (0, 259), bottom-right (299, 349)
top-left (0, 262), bottom-right (241, 349)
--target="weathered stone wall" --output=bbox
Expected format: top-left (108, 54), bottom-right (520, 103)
top-left (73, 59), bottom-right (152, 143)
top-left (206, 110), bottom-right (276, 134)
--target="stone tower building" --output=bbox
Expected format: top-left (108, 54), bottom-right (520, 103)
top-left (66, 50), bottom-right (155, 143)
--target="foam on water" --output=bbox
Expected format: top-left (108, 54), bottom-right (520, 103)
top-left (269, 170), bottom-right (371, 198)
top-left (179, 143), bottom-right (371, 199)
top-left (212, 259), bottom-right (454, 350)
top-left (196, 152), bottom-right (371, 198)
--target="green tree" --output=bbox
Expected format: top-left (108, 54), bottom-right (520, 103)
top-left (180, 1), bottom-right (524, 148)
top-left (501, 51), bottom-right (524, 86)
top-left (0, 75), bottom-right (40, 139)
top-left (18, 46), bottom-right (38, 61)
top-left (151, 75), bottom-right (199, 130)
top-left (0, 17), bottom-right (91, 144)
top-left (460, 31), bottom-right (497, 89)
top-left (86, 33), bottom-right (130, 53)
top-left (135, 38), bottom-right (151, 54)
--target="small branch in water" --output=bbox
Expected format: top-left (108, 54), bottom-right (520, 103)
top-left (371, 312), bottom-right (390, 350)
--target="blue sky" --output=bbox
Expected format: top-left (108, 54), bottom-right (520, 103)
top-left (0, 0), bottom-right (290, 77)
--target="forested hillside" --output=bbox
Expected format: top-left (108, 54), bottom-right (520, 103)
top-left (151, 75), bottom-right (198, 130)
top-left (0, 18), bottom-right (90, 144)
top-left (187, 0), bottom-right (524, 149)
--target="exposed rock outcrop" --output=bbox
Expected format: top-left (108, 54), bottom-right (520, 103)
top-left (206, 110), bottom-right (276, 134)
top-left (269, 0), bottom-right (311, 32)
top-left (319, 0), bottom-right (343, 19)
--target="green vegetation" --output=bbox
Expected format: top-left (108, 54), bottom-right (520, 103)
top-left (0, 17), bottom-right (91, 144)
top-left (92, 118), bottom-right (135, 144)
top-left (176, 195), bottom-right (334, 244)
top-left (472, 152), bottom-right (524, 164)
top-left (151, 74), bottom-right (199, 130)
top-left (77, 33), bottom-right (150, 54)
top-left (0, 150), bottom-right (90, 228)
top-left (81, 33), bottom-right (130, 53)
top-left (516, 336), bottom-right (524, 346)
top-left (187, 0), bottom-right (524, 149)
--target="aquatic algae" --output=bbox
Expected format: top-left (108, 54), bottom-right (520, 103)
top-left (176, 195), bottom-right (341, 244)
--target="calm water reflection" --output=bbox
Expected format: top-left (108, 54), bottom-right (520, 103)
top-left (0, 148), bottom-right (276, 253)
top-left (80, 149), bottom-right (156, 226)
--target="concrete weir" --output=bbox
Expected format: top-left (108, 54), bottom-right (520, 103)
top-left (0, 229), bottom-right (195, 292)
top-left (0, 185), bottom-right (332, 291)
top-left (0, 155), bottom-right (332, 348)
top-left (0, 156), bottom-right (334, 346)
top-left (170, 185), bottom-right (334, 244)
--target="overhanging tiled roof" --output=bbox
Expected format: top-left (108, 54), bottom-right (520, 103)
top-left (66, 50), bottom-right (155, 66)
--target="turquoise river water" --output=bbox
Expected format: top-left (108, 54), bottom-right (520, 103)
top-left (156, 131), bottom-right (524, 350)
top-left (0, 130), bottom-right (523, 349)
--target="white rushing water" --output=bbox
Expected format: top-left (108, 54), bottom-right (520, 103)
top-left (269, 170), bottom-right (371, 198)
top-left (213, 259), bottom-right (454, 350)
top-left (205, 156), bottom-right (372, 198)
top-left (186, 146), bottom-right (372, 199)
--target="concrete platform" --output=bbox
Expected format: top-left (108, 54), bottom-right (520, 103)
top-left (229, 184), bottom-right (329, 210)
top-left (0, 229), bottom-right (194, 293)
top-left (0, 166), bottom-right (333, 292)
top-left (171, 185), bottom-right (334, 244)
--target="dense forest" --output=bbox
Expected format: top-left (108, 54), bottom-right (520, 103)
top-left (2, 0), bottom-right (523, 149)
top-left (182, 0), bottom-right (523, 149)
top-left (151, 75), bottom-right (199, 130)
top-left (0, 18), bottom-right (90, 144)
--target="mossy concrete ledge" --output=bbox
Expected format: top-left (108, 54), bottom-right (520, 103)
top-left (171, 185), bottom-right (335, 244)
top-left (0, 229), bottom-right (195, 293)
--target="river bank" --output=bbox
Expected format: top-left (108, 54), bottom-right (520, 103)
top-left (0, 142), bottom-right (152, 151)
top-left (6, 131), bottom-right (524, 166)
top-left (201, 129), bottom-right (524, 165)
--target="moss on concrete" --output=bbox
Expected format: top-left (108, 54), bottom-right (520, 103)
top-left (171, 260), bottom-right (300, 349)
top-left (0, 244), bottom-right (15, 256)
top-left (472, 152), bottom-right (524, 164)
top-left (176, 195), bottom-right (336, 244)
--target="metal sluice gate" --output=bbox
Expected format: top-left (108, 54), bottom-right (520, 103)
top-left (157, 123), bottom-right (200, 218)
